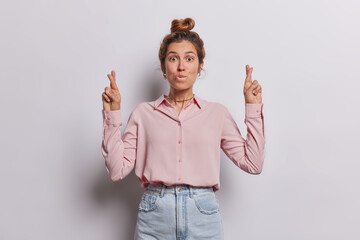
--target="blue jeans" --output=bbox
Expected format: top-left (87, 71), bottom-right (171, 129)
top-left (134, 183), bottom-right (224, 240)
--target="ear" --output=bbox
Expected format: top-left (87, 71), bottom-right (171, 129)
top-left (199, 61), bottom-right (204, 72)
top-left (161, 63), bottom-right (165, 74)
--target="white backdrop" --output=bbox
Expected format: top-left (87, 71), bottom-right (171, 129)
top-left (1, 0), bottom-right (359, 239)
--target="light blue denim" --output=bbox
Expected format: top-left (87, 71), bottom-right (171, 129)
top-left (134, 183), bottom-right (224, 240)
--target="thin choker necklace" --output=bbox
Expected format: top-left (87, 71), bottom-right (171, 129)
top-left (167, 93), bottom-right (195, 103)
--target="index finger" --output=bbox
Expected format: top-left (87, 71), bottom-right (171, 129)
top-left (108, 70), bottom-right (119, 90)
top-left (245, 64), bottom-right (253, 83)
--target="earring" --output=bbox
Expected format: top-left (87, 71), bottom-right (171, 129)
top-left (163, 73), bottom-right (167, 80)
top-left (197, 69), bottom-right (203, 79)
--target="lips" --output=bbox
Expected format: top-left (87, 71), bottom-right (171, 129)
top-left (176, 75), bottom-right (186, 78)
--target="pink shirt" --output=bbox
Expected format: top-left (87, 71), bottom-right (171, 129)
top-left (101, 94), bottom-right (265, 192)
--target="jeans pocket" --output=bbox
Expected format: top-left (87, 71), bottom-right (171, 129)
top-left (193, 192), bottom-right (219, 215)
top-left (138, 191), bottom-right (160, 212)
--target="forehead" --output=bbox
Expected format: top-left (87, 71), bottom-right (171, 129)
top-left (167, 41), bottom-right (197, 55)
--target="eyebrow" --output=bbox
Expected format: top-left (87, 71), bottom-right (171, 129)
top-left (167, 51), bottom-right (196, 55)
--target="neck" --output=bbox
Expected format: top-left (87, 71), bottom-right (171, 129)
top-left (167, 88), bottom-right (194, 102)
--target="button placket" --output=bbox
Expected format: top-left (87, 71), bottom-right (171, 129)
top-left (178, 121), bottom-right (182, 144)
top-left (176, 120), bottom-right (183, 181)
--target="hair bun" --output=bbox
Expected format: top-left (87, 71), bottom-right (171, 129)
top-left (170, 18), bottom-right (195, 33)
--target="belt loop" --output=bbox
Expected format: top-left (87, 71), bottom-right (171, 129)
top-left (189, 185), bottom-right (194, 199)
top-left (159, 184), bottom-right (166, 198)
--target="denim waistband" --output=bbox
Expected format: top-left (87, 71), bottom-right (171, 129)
top-left (145, 183), bottom-right (214, 199)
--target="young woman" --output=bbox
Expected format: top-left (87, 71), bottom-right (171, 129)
top-left (101, 17), bottom-right (265, 240)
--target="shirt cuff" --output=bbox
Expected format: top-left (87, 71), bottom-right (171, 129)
top-left (102, 109), bottom-right (122, 125)
top-left (245, 103), bottom-right (263, 118)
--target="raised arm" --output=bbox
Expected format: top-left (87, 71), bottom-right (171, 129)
top-left (220, 104), bottom-right (265, 174)
top-left (101, 70), bottom-right (137, 181)
top-left (220, 64), bottom-right (265, 174)
top-left (101, 109), bottom-right (138, 181)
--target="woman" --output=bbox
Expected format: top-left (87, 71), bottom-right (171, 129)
top-left (101, 18), bottom-right (265, 240)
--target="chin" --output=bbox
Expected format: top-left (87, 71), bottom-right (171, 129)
top-left (170, 84), bottom-right (190, 90)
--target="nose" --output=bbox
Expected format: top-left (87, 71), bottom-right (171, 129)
top-left (177, 59), bottom-right (185, 71)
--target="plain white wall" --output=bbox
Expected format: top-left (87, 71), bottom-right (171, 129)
top-left (1, 0), bottom-right (359, 239)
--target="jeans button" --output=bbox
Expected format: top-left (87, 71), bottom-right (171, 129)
top-left (178, 187), bottom-right (182, 192)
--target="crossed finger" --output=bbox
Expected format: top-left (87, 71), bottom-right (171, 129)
top-left (108, 70), bottom-right (119, 90)
top-left (245, 64), bottom-right (253, 84)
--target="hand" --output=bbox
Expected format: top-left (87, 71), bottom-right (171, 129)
top-left (102, 70), bottom-right (121, 111)
top-left (243, 64), bottom-right (262, 104)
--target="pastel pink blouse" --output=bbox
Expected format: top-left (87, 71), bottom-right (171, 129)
top-left (101, 94), bottom-right (265, 192)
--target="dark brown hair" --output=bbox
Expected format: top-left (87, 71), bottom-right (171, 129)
top-left (159, 18), bottom-right (205, 73)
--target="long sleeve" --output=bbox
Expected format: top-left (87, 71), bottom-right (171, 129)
top-left (101, 108), bottom-right (138, 181)
top-left (220, 103), bottom-right (265, 174)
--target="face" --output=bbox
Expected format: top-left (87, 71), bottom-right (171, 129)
top-left (162, 40), bottom-right (204, 91)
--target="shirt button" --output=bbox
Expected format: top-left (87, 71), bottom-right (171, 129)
top-left (178, 140), bottom-right (182, 144)
top-left (178, 159), bottom-right (182, 162)
top-left (178, 122), bottom-right (181, 126)
top-left (256, 110), bottom-right (259, 113)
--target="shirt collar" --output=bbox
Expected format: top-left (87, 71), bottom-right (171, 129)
top-left (154, 93), bottom-right (204, 110)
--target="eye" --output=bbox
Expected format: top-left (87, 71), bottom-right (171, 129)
top-left (169, 56), bottom-right (177, 61)
top-left (187, 57), bottom-right (194, 61)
